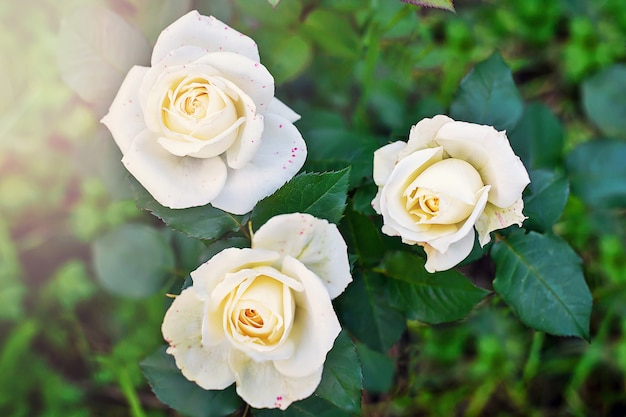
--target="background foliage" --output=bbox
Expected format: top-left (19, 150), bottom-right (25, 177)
top-left (2, 0), bottom-right (626, 416)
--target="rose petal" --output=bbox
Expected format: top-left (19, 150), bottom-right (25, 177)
top-left (400, 114), bottom-right (453, 159)
top-left (273, 256), bottom-right (341, 378)
top-left (196, 51), bottom-right (275, 113)
top-left (210, 113), bottom-right (307, 214)
top-left (122, 129), bottom-right (227, 208)
top-left (267, 98), bottom-right (301, 123)
top-left (435, 121), bottom-right (530, 208)
top-left (101, 65), bottom-right (149, 153)
top-left (229, 349), bottom-right (323, 410)
top-left (373, 141), bottom-right (407, 187)
top-left (252, 213), bottom-right (352, 299)
top-left (475, 198), bottom-right (526, 246)
top-left (422, 228), bottom-right (476, 272)
top-left (151, 11), bottom-right (260, 66)
top-left (162, 288), bottom-right (235, 390)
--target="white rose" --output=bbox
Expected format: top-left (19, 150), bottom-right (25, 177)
top-left (101, 11), bottom-right (306, 214)
top-left (161, 213), bottom-right (352, 409)
top-left (372, 115), bottom-right (530, 272)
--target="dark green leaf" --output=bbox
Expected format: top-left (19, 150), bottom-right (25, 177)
top-left (335, 271), bottom-right (405, 352)
top-left (401, 0), bottom-right (454, 11)
top-left (509, 102), bottom-right (564, 170)
top-left (355, 343), bottom-right (394, 393)
top-left (492, 231), bottom-right (592, 340)
top-left (523, 170), bottom-right (569, 233)
top-left (131, 178), bottom-right (244, 240)
top-left (339, 205), bottom-right (387, 268)
top-left (315, 332), bottom-right (362, 413)
top-left (582, 64), bottom-right (626, 139)
top-left (254, 396), bottom-right (351, 417)
top-left (381, 252), bottom-right (490, 324)
top-left (251, 169), bottom-right (350, 227)
top-left (450, 52), bottom-right (523, 132)
top-left (140, 346), bottom-right (242, 417)
top-left (566, 140), bottom-right (626, 209)
top-left (92, 224), bottom-right (174, 298)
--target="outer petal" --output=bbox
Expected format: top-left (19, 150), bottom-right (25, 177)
top-left (273, 256), bottom-right (341, 378)
top-left (267, 98), bottom-right (301, 123)
top-left (162, 288), bottom-right (235, 390)
top-left (435, 121), bottom-right (530, 208)
top-left (373, 141), bottom-right (407, 187)
top-left (252, 213), bottom-right (352, 299)
top-left (422, 229), bottom-right (476, 273)
top-left (101, 65), bottom-right (149, 153)
top-left (210, 113), bottom-right (307, 214)
top-left (191, 248), bottom-right (280, 298)
top-left (400, 114), bottom-right (454, 159)
top-left (151, 11), bottom-right (260, 66)
top-left (229, 349), bottom-right (323, 410)
top-left (122, 130), bottom-right (227, 208)
top-left (475, 198), bottom-right (526, 246)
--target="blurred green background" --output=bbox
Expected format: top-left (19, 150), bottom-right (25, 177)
top-left (1, 0), bottom-right (625, 416)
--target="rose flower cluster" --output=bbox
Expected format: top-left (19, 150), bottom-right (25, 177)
top-left (101, 11), bottom-right (530, 410)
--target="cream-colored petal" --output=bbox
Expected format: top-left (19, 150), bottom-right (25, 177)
top-left (435, 121), bottom-right (530, 208)
top-left (252, 213), bottom-right (352, 299)
top-left (162, 288), bottom-right (235, 390)
top-left (191, 248), bottom-right (280, 299)
top-left (101, 65), bottom-right (149, 153)
top-left (267, 98), bottom-right (301, 123)
top-left (475, 199), bottom-right (526, 246)
top-left (422, 228), bottom-right (476, 273)
top-left (210, 113), bottom-right (306, 215)
top-left (373, 141), bottom-right (406, 186)
top-left (151, 11), bottom-right (260, 67)
top-left (273, 256), bottom-right (341, 378)
top-left (229, 349), bottom-right (323, 410)
top-left (400, 114), bottom-right (453, 159)
top-left (121, 130), bottom-right (227, 209)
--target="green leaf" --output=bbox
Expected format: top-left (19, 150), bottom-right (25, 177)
top-left (254, 396), bottom-right (351, 417)
top-left (381, 251), bottom-right (490, 324)
top-left (450, 52), bottom-right (523, 132)
top-left (335, 271), bottom-right (405, 352)
top-left (315, 332), bottom-right (362, 413)
top-left (566, 140), bottom-right (626, 209)
top-left (251, 169), bottom-right (350, 227)
top-left (339, 205), bottom-right (388, 268)
top-left (92, 223), bottom-right (175, 298)
top-left (140, 346), bottom-right (242, 417)
top-left (509, 102), bottom-right (564, 170)
top-left (131, 178), bottom-right (244, 240)
top-left (492, 231), bottom-right (592, 340)
top-left (263, 33), bottom-right (312, 84)
top-left (356, 343), bottom-right (394, 393)
top-left (582, 64), bottom-right (626, 139)
top-left (401, 0), bottom-right (454, 11)
top-left (523, 170), bottom-right (569, 233)
top-left (301, 9), bottom-right (360, 59)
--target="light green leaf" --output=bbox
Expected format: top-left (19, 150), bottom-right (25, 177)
top-left (92, 223), bottom-right (175, 298)
top-left (582, 64), bottom-right (626, 139)
top-left (140, 346), bottom-right (242, 417)
top-left (263, 33), bottom-right (312, 84)
top-left (131, 178), bottom-right (244, 240)
top-left (401, 0), bottom-right (454, 11)
top-left (523, 170), bottom-right (569, 233)
top-left (381, 251), bottom-right (490, 324)
top-left (492, 231), bottom-right (592, 340)
top-left (315, 332), bottom-right (362, 413)
top-left (251, 169), bottom-right (350, 227)
top-left (450, 52), bottom-right (523, 132)
top-left (566, 140), bottom-right (626, 209)
top-left (301, 9), bottom-right (360, 59)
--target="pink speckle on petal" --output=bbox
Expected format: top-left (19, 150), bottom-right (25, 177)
top-left (279, 124), bottom-right (283, 128)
